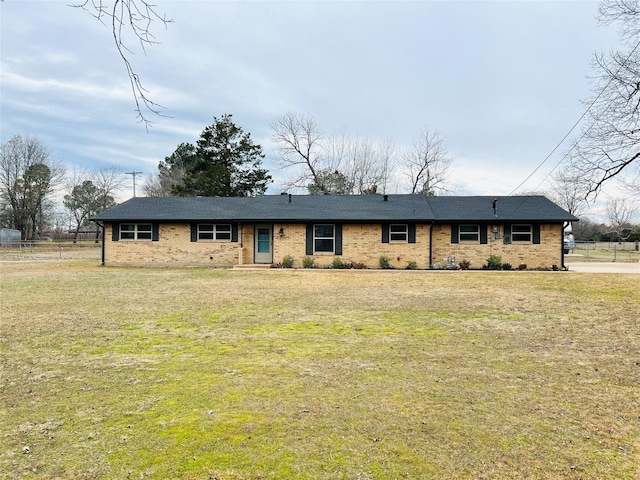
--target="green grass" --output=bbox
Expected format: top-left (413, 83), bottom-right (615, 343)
top-left (1, 261), bottom-right (639, 479)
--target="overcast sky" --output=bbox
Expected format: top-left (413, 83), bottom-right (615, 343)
top-left (0, 0), bottom-right (622, 215)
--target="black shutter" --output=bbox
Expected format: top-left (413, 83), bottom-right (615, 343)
top-left (408, 224), bottom-right (416, 244)
top-left (190, 223), bottom-right (198, 242)
top-left (503, 224), bottom-right (511, 244)
top-left (231, 223), bottom-right (238, 243)
top-left (480, 225), bottom-right (488, 244)
top-left (451, 225), bottom-right (459, 244)
top-left (533, 224), bottom-right (541, 244)
top-left (112, 223), bottom-right (119, 241)
top-left (334, 224), bottom-right (343, 255)
top-left (152, 223), bottom-right (159, 242)
top-left (305, 224), bottom-right (313, 255)
top-left (382, 224), bottom-right (390, 243)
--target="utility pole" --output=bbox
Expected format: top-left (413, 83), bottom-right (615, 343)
top-left (125, 171), bottom-right (143, 197)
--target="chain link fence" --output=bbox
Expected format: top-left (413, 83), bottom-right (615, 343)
top-left (570, 241), bottom-right (640, 262)
top-left (0, 240), bottom-right (101, 260)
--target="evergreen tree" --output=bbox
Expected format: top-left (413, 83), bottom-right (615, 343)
top-left (173, 115), bottom-right (271, 197)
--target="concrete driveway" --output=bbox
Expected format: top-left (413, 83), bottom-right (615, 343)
top-left (565, 262), bottom-right (640, 273)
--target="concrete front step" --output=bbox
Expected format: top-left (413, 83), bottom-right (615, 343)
top-left (232, 263), bottom-right (273, 269)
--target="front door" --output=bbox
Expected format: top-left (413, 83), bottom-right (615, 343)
top-left (254, 225), bottom-right (273, 264)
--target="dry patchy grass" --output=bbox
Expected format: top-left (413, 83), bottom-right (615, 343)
top-left (1, 259), bottom-right (639, 479)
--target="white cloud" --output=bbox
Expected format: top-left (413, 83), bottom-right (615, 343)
top-left (0, 0), bottom-right (625, 212)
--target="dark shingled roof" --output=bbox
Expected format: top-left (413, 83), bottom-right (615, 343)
top-left (92, 194), bottom-right (577, 223)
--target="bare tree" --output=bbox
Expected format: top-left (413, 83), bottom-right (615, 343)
top-left (271, 112), bottom-right (324, 191)
top-left (549, 170), bottom-right (589, 217)
top-left (72, 0), bottom-right (173, 128)
top-left (92, 165), bottom-right (126, 208)
top-left (567, 0), bottom-right (640, 198)
top-left (323, 134), bottom-right (394, 194)
top-left (271, 113), bottom-right (395, 194)
top-left (143, 142), bottom-right (197, 197)
top-left (63, 165), bottom-right (123, 239)
top-left (142, 173), bottom-right (166, 197)
top-left (0, 135), bottom-right (65, 239)
top-left (403, 128), bottom-right (451, 195)
top-left (604, 197), bottom-right (638, 241)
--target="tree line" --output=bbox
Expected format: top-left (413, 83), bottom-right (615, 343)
top-left (0, 135), bottom-right (124, 240)
top-left (143, 113), bottom-right (452, 198)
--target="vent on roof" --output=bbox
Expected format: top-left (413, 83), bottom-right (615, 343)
top-left (383, 194), bottom-right (388, 201)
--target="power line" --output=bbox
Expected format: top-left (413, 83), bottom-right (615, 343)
top-left (508, 39), bottom-right (640, 197)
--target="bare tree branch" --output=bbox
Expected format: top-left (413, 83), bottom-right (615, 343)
top-left (567, 0), bottom-right (640, 198)
top-left (71, 0), bottom-right (173, 129)
top-left (403, 127), bottom-right (452, 195)
top-left (271, 112), bottom-right (324, 191)
top-left (604, 196), bottom-right (639, 240)
top-left (271, 113), bottom-right (395, 194)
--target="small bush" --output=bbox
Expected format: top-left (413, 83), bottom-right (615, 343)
top-left (282, 255), bottom-right (294, 268)
top-left (518, 263), bottom-right (527, 271)
top-left (432, 262), bottom-right (443, 270)
top-left (406, 261), bottom-right (418, 270)
top-left (341, 261), bottom-right (366, 269)
top-left (458, 259), bottom-right (472, 270)
top-left (379, 255), bottom-right (393, 269)
top-left (302, 256), bottom-right (315, 268)
top-left (501, 262), bottom-right (512, 271)
top-left (485, 254), bottom-right (502, 270)
top-left (329, 257), bottom-right (344, 269)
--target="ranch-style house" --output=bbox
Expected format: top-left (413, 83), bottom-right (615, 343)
top-left (91, 194), bottom-right (577, 269)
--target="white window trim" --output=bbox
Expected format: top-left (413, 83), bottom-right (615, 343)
top-left (511, 224), bottom-right (533, 243)
top-left (197, 223), bottom-right (232, 241)
top-left (389, 224), bottom-right (409, 243)
top-left (314, 224), bottom-right (335, 254)
top-left (120, 223), bottom-right (152, 241)
top-left (459, 224), bottom-right (480, 243)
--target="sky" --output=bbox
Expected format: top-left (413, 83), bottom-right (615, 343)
top-left (0, 0), bottom-right (623, 217)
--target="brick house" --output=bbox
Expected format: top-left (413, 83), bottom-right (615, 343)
top-left (91, 194), bottom-right (577, 269)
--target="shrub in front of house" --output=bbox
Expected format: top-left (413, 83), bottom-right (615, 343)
top-left (343, 261), bottom-right (367, 269)
top-left (379, 255), bottom-right (393, 269)
top-left (282, 255), bottom-right (294, 268)
top-left (328, 257), bottom-right (344, 269)
top-left (302, 256), bottom-right (315, 268)
top-left (458, 259), bottom-right (472, 270)
top-left (406, 261), bottom-right (418, 270)
top-left (484, 255), bottom-right (502, 270)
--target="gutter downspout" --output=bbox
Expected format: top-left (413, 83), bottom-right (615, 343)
top-left (96, 221), bottom-right (105, 266)
top-left (562, 221), bottom-right (569, 270)
top-left (429, 222), bottom-right (434, 269)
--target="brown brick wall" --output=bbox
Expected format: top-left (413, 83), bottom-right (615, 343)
top-left (431, 224), bottom-right (564, 269)
top-left (104, 222), bottom-right (564, 269)
top-left (104, 223), bottom-right (240, 267)
top-left (272, 224), bottom-right (431, 269)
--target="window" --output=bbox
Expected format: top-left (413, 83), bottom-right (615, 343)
top-left (314, 224), bottom-right (335, 253)
top-left (197, 224), bottom-right (231, 241)
top-left (383, 224), bottom-right (416, 244)
top-left (459, 224), bottom-right (480, 242)
top-left (511, 224), bottom-right (532, 243)
top-left (389, 224), bottom-right (408, 242)
top-left (120, 223), bottom-right (152, 240)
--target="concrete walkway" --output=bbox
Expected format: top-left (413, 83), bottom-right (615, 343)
top-left (565, 262), bottom-right (640, 274)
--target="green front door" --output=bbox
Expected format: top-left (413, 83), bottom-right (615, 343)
top-left (254, 225), bottom-right (272, 263)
